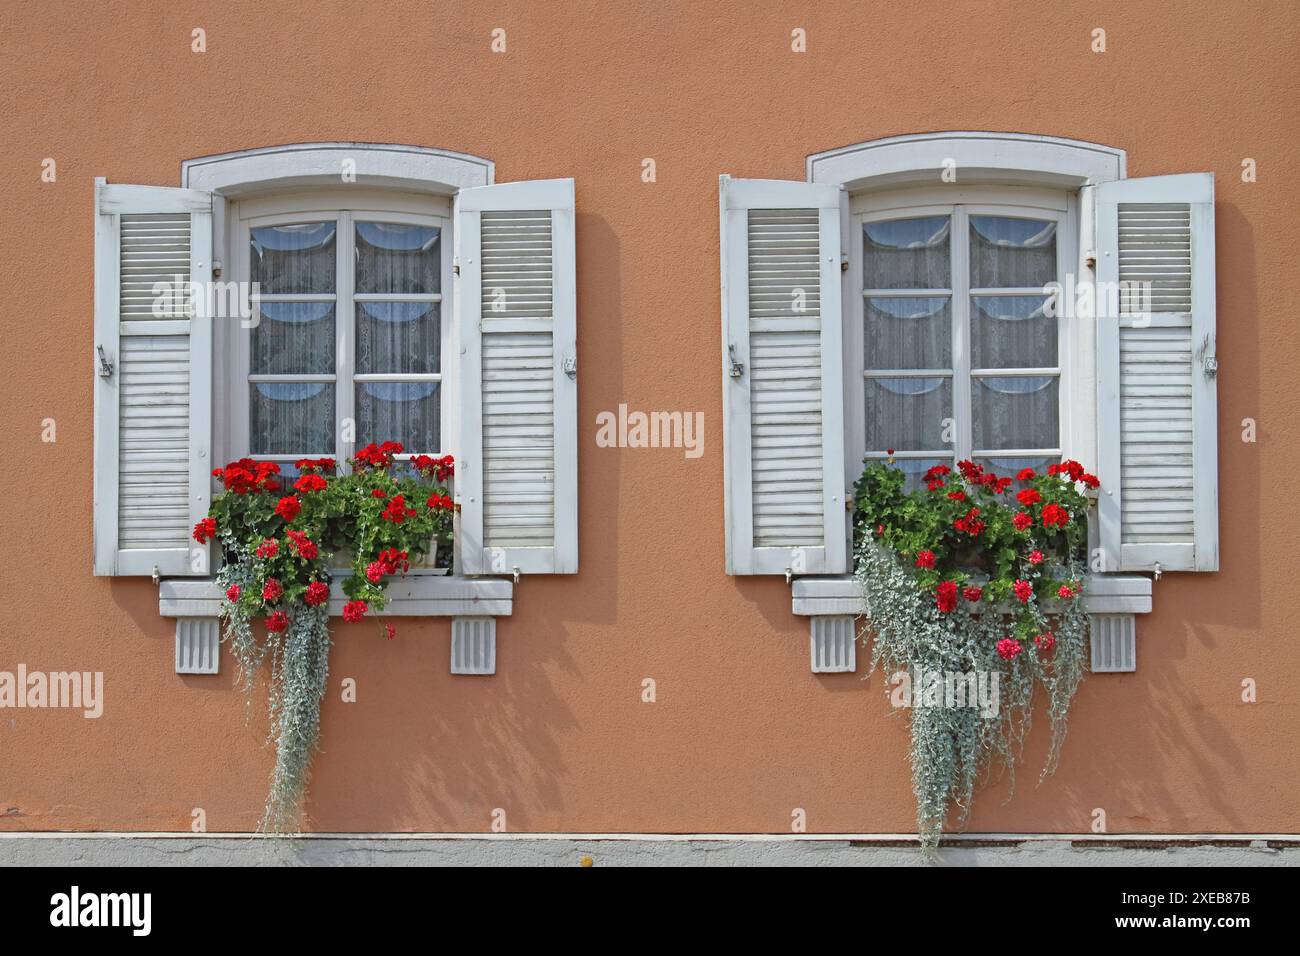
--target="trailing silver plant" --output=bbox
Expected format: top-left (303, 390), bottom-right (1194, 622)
top-left (856, 537), bottom-right (1088, 850)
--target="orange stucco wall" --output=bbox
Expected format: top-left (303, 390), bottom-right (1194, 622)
top-left (1, 0), bottom-right (1297, 834)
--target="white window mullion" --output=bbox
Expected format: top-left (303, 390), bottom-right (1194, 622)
top-left (337, 210), bottom-right (355, 471)
top-left (951, 205), bottom-right (972, 463)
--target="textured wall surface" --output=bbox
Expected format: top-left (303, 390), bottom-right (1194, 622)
top-left (0, 0), bottom-right (1296, 835)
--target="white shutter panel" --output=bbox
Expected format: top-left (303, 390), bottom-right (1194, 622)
top-left (455, 179), bottom-right (577, 576)
top-left (1096, 173), bottom-right (1217, 572)
top-left (720, 176), bottom-right (847, 575)
top-left (93, 180), bottom-right (214, 576)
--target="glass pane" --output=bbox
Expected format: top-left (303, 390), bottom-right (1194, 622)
top-left (864, 296), bottom-right (951, 370)
top-left (969, 216), bottom-right (1056, 289)
top-left (971, 295), bottom-right (1056, 369)
top-left (863, 216), bottom-right (951, 289)
top-left (864, 377), bottom-right (952, 452)
top-left (249, 382), bottom-right (335, 455)
top-left (355, 222), bottom-right (441, 295)
top-left (972, 376), bottom-right (1059, 450)
top-left (355, 381), bottom-right (441, 453)
top-left (249, 222), bottom-right (336, 294)
top-left (866, 455), bottom-right (952, 493)
top-left (250, 301), bottom-right (336, 375)
top-left (974, 456), bottom-right (1057, 482)
top-left (355, 302), bottom-right (440, 375)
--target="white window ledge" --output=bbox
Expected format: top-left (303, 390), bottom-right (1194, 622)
top-left (791, 574), bottom-right (1152, 617)
top-left (160, 577), bottom-right (513, 618)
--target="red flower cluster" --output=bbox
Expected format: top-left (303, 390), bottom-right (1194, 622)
top-left (265, 611), bottom-right (289, 633)
top-left (376, 548), bottom-right (410, 574)
top-left (354, 441), bottom-right (404, 471)
top-left (1012, 579), bottom-right (1033, 603)
top-left (294, 473), bottom-right (328, 493)
top-left (1047, 459), bottom-right (1099, 489)
top-left (225, 584), bottom-right (241, 602)
top-left (255, 538), bottom-right (279, 559)
top-left (426, 493), bottom-right (454, 511)
top-left (286, 530), bottom-right (318, 560)
top-left (1012, 511), bottom-right (1033, 531)
top-left (935, 580), bottom-right (958, 613)
top-left (371, 489), bottom-right (387, 499)
top-left (1028, 549), bottom-right (1045, 565)
top-left (956, 460), bottom-right (1012, 493)
top-left (342, 599), bottom-right (368, 623)
top-left (192, 517), bottom-right (217, 544)
top-left (1017, 467), bottom-right (1036, 481)
top-left (275, 496), bottom-right (302, 523)
top-left (962, 585), bottom-right (983, 603)
top-left (304, 581), bottom-right (330, 607)
top-left (1057, 584), bottom-right (1077, 600)
top-left (1041, 503), bottom-right (1070, 528)
top-left (381, 494), bottom-right (417, 523)
top-left (997, 637), bottom-right (1022, 660)
top-left (1034, 632), bottom-right (1056, 652)
top-left (412, 454), bottom-right (455, 483)
top-left (262, 578), bottom-right (284, 603)
top-left (914, 550), bottom-right (936, 569)
top-left (924, 464), bottom-right (952, 491)
top-left (1016, 488), bottom-right (1042, 507)
top-left (953, 506), bottom-right (985, 537)
top-left (214, 458), bottom-right (281, 494)
top-left (294, 457), bottom-right (336, 474)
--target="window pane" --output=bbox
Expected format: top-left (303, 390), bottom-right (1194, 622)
top-left (249, 382), bottom-right (335, 455)
top-left (250, 222), bottom-right (336, 294)
top-left (865, 296), bottom-right (951, 370)
top-left (250, 301), bottom-right (336, 375)
top-left (355, 222), bottom-right (441, 295)
top-left (972, 376), bottom-right (1058, 450)
top-left (971, 295), bottom-right (1056, 369)
top-left (355, 381), bottom-right (441, 453)
top-left (863, 216), bottom-right (951, 289)
top-left (867, 455), bottom-right (953, 493)
top-left (969, 216), bottom-right (1056, 289)
top-left (973, 455), bottom-right (1057, 481)
top-left (355, 302), bottom-right (440, 375)
top-left (864, 377), bottom-right (952, 452)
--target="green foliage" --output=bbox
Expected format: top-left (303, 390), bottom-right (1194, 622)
top-left (852, 458), bottom-right (1093, 851)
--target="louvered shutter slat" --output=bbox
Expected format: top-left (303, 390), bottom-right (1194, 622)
top-left (721, 177), bottom-right (847, 575)
top-left (93, 181), bottom-right (213, 577)
top-left (456, 179), bottom-right (577, 575)
top-left (1096, 173), bottom-right (1217, 572)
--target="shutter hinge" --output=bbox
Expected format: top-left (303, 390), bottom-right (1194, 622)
top-left (453, 257), bottom-right (460, 276)
top-left (512, 566), bottom-right (520, 585)
top-left (151, 565), bottom-right (161, 586)
top-left (728, 344), bottom-right (745, 379)
top-left (562, 354), bottom-right (577, 379)
top-left (212, 258), bottom-right (223, 278)
top-left (96, 345), bottom-right (113, 378)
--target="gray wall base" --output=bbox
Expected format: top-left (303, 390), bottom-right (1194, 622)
top-left (1, 835), bottom-right (1295, 867)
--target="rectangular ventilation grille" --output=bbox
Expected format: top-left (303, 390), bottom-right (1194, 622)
top-left (176, 618), bottom-right (220, 674)
top-left (480, 210), bottom-right (553, 320)
top-left (451, 618), bottom-right (497, 675)
top-left (810, 616), bottom-right (856, 673)
top-left (1090, 614), bottom-right (1137, 673)
top-left (747, 208), bottom-right (824, 548)
top-left (120, 213), bottom-right (192, 321)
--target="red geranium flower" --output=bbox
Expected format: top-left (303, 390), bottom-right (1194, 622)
top-left (294, 457), bottom-right (336, 474)
top-left (962, 585), bottom-right (982, 603)
top-left (384, 623), bottom-right (397, 641)
top-left (255, 538), bottom-right (279, 559)
top-left (381, 494), bottom-right (417, 523)
top-left (1058, 584), bottom-right (1076, 600)
top-left (294, 473), bottom-right (328, 493)
top-left (997, 637), bottom-right (1022, 660)
top-left (304, 581), bottom-right (330, 607)
top-left (923, 464), bottom-right (951, 482)
top-left (225, 584), bottom-right (241, 602)
top-left (365, 561), bottom-right (385, 584)
top-left (265, 611), bottom-right (289, 634)
top-left (1016, 467), bottom-right (1036, 481)
top-left (426, 494), bottom-right (454, 511)
top-left (371, 489), bottom-right (387, 499)
top-left (1035, 632), bottom-right (1056, 652)
top-left (947, 491), bottom-right (967, 501)
top-left (376, 548), bottom-right (410, 574)
top-left (1082, 473), bottom-right (1100, 489)
top-left (1012, 511), bottom-right (1033, 531)
top-left (192, 517), bottom-right (217, 544)
top-left (1028, 549), bottom-right (1044, 565)
top-left (915, 550), bottom-right (935, 569)
top-left (274, 496), bottom-right (302, 523)
top-left (342, 599), bottom-right (368, 623)
top-left (262, 578), bottom-right (284, 603)
top-left (935, 581), bottom-right (958, 613)
top-left (1015, 488), bottom-right (1041, 507)
top-left (1013, 579), bottom-right (1033, 603)
top-left (1041, 503), bottom-right (1070, 527)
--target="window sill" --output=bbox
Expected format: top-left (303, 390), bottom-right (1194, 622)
top-left (160, 576), bottom-right (513, 618)
top-left (791, 574), bottom-right (1151, 616)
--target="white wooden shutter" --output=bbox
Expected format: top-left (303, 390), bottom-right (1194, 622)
top-left (455, 178), bottom-right (577, 575)
top-left (93, 180), bottom-right (213, 577)
top-left (720, 176), bottom-right (848, 575)
top-left (1096, 172), bottom-right (1217, 572)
